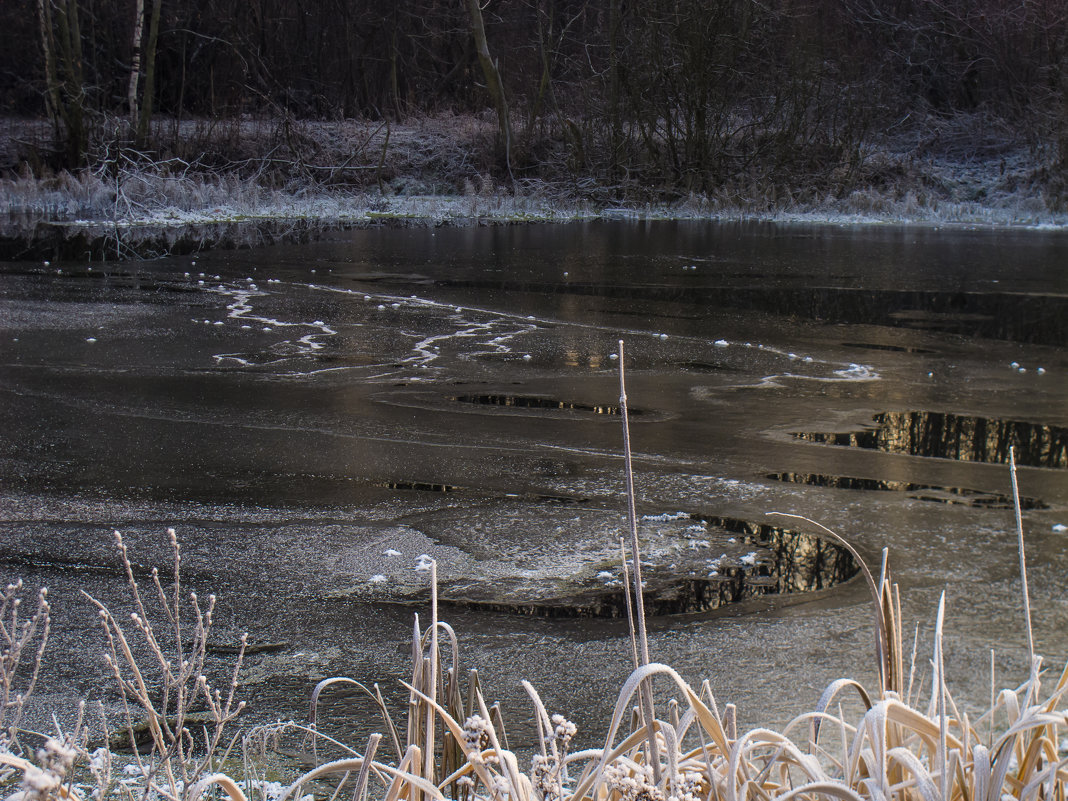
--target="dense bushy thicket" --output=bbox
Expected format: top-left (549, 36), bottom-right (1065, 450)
top-left (2, 0), bottom-right (1066, 194)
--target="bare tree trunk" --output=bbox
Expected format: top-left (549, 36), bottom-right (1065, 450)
top-left (135, 0), bottom-right (162, 147)
top-left (1059, 28), bottom-right (1068, 176)
top-left (463, 0), bottom-right (512, 179)
top-left (38, 0), bottom-right (88, 166)
top-left (36, 0), bottom-right (61, 136)
top-left (607, 0), bottom-right (621, 172)
top-left (128, 0), bottom-right (145, 126)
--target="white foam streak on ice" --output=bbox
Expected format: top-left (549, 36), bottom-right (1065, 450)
top-left (303, 286), bottom-right (541, 379)
top-left (210, 285), bottom-right (341, 366)
top-left (199, 281), bottom-right (878, 386)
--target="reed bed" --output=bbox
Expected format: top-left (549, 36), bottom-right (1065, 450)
top-left (0, 347), bottom-right (1064, 801)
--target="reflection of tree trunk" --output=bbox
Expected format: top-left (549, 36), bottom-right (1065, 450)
top-left (135, 0), bottom-right (162, 147)
top-left (463, 0), bottom-right (512, 179)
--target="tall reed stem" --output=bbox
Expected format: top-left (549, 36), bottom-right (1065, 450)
top-left (617, 340), bottom-right (660, 780)
top-left (1009, 446), bottom-right (1034, 664)
top-left (618, 340), bottom-right (651, 667)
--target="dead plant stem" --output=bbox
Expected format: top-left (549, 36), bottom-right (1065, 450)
top-left (617, 339), bottom-right (659, 782)
top-left (1009, 446), bottom-right (1035, 664)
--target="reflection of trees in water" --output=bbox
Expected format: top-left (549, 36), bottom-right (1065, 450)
top-left (795, 411), bottom-right (1068, 469)
top-left (442, 517), bottom-right (858, 618)
top-left (656, 521), bottom-right (857, 612)
top-left (769, 527), bottom-right (856, 593)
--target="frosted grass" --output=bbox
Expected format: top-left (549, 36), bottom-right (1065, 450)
top-left (4, 150), bottom-right (1067, 233)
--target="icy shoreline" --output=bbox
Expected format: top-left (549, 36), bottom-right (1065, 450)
top-left (5, 188), bottom-right (1068, 259)
top-left (4, 145), bottom-right (1068, 261)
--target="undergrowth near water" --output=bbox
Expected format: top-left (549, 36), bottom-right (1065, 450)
top-left (0, 347), bottom-right (1064, 801)
top-left (3, 116), bottom-right (1068, 237)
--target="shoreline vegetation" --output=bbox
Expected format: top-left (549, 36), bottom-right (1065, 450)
top-left (3, 113), bottom-right (1067, 262)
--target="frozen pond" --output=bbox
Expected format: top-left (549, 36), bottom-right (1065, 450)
top-left (1, 220), bottom-right (1067, 748)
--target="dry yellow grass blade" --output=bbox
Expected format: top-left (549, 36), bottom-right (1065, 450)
top-left (772, 780), bottom-right (869, 801)
top-left (402, 680), bottom-right (521, 799)
top-left (186, 773), bottom-right (248, 801)
top-left (276, 755), bottom-right (445, 801)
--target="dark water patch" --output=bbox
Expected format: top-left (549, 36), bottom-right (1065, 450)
top-left (0, 554), bottom-right (122, 577)
top-left (766, 471), bottom-right (1046, 509)
top-left (678, 360), bottom-right (740, 373)
top-left (842, 342), bottom-right (935, 354)
top-left (793, 411), bottom-right (1068, 469)
top-left (370, 479), bottom-right (589, 506)
top-left (449, 394), bottom-right (635, 416)
top-left (374, 480), bottom-right (461, 493)
top-left (439, 515), bottom-right (856, 618)
top-left (436, 278), bottom-right (1068, 346)
top-left (535, 494), bottom-right (589, 504)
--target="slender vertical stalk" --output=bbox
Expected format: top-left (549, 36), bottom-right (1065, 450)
top-left (618, 340), bottom-right (650, 665)
top-left (424, 561), bottom-right (439, 786)
top-left (935, 592), bottom-right (947, 801)
top-left (989, 649), bottom-right (995, 749)
top-left (617, 340), bottom-right (659, 782)
top-left (618, 537), bottom-right (639, 671)
top-left (1009, 447), bottom-right (1035, 663)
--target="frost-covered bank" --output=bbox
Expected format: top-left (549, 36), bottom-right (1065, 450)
top-left (3, 115), bottom-right (1068, 260)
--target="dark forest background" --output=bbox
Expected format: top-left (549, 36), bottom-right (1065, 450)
top-left (3, 0), bottom-right (1067, 200)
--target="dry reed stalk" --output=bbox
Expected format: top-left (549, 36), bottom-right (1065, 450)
top-left (616, 339), bottom-right (660, 783)
top-left (616, 340), bottom-right (651, 667)
top-left (1009, 446), bottom-right (1035, 663)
